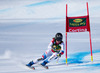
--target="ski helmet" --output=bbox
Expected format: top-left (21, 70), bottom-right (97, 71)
top-left (55, 33), bottom-right (63, 41)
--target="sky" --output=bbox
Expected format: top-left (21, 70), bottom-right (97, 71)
top-left (0, 0), bottom-right (100, 19)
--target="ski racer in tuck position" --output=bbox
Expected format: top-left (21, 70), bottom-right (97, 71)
top-left (26, 32), bottom-right (65, 67)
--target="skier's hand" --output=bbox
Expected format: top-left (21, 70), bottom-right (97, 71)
top-left (57, 53), bottom-right (61, 57)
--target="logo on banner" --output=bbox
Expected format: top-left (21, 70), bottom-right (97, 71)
top-left (69, 18), bottom-right (86, 27)
top-left (73, 19), bottom-right (82, 23)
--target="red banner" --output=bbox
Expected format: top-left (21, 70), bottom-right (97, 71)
top-left (66, 15), bottom-right (90, 32)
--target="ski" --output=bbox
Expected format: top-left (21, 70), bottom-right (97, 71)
top-left (26, 65), bottom-right (35, 70)
top-left (39, 64), bottom-right (49, 69)
top-left (26, 64), bottom-right (49, 70)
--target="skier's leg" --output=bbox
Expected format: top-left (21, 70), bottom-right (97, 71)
top-left (42, 49), bottom-right (52, 60)
top-left (34, 49), bottom-right (52, 63)
top-left (41, 52), bottom-right (58, 66)
top-left (26, 49), bottom-right (52, 66)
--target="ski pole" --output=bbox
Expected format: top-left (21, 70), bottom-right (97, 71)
top-left (56, 57), bottom-right (59, 63)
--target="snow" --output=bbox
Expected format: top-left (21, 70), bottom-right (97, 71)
top-left (0, 0), bottom-right (100, 73)
top-left (0, 19), bottom-right (100, 73)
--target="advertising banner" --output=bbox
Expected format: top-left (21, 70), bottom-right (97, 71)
top-left (66, 16), bottom-right (90, 32)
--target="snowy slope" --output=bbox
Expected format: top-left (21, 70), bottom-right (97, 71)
top-left (0, 0), bottom-right (100, 73)
top-left (0, 19), bottom-right (100, 73)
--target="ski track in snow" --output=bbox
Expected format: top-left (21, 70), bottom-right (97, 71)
top-left (0, 50), bottom-right (100, 73)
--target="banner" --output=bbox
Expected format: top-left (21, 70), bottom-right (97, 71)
top-left (66, 16), bottom-right (90, 32)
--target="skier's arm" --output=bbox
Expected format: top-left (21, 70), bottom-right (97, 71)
top-left (48, 42), bottom-right (53, 49)
top-left (59, 42), bottom-right (64, 55)
top-left (57, 43), bottom-right (64, 57)
top-left (48, 39), bottom-right (54, 49)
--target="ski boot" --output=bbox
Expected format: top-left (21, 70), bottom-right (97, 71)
top-left (40, 61), bottom-right (49, 69)
top-left (26, 61), bottom-right (34, 67)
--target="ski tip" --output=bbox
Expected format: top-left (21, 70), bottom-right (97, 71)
top-left (26, 65), bottom-right (35, 70)
top-left (46, 66), bottom-right (49, 69)
top-left (40, 64), bottom-right (49, 69)
top-left (32, 67), bottom-right (35, 70)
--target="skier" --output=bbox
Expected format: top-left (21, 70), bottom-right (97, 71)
top-left (26, 32), bottom-right (64, 68)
